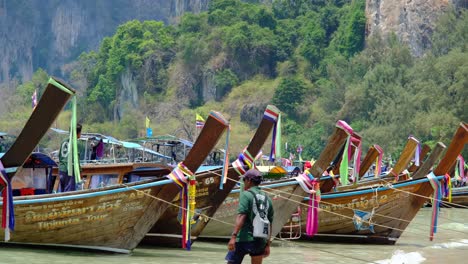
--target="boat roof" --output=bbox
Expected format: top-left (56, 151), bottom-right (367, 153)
top-left (50, 128), bottom-right (171, 159)
top-left (23, 152), bottom-right (57, 168)
top-left (132, 134), bottom-right (194, 148)
top-left (196, 165), bottom-right (223, 173)
top-left (0, 152), bottom-right (56, 169)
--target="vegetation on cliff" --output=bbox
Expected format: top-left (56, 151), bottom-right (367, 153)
top-left (0, 1), bottom-right (466, 160)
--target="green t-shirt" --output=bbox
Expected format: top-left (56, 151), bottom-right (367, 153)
top-left (58, 137), bottom-right (85, 173)
top-left (236, 186), bottom-right (274, 244)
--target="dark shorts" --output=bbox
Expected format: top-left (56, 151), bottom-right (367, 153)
top-left (225, 240), bottom-right (265, 264)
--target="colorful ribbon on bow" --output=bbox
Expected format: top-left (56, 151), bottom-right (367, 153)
top-left (264, 105), bottom-right (281, 162)
top-left (295, 172), bottom-right (321, 236)
top-left (0, 161), bottom-right (14, 241)
top-left (232, 150), bottom-right (255, 176)
top-left (455, 155), bottom-right (465, 183)
top-left (427, 172), bottom-right (442, 241)
top-left (336, 121), bottom-right (353, 186)
top-left (350, 136), bottom-right (362, 184)
top-left (443, 173), bottom-right (452, 203)
top-left (167, 162), bottom-right (195, 250)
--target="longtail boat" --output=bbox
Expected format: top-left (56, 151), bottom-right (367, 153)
top-left (1, 86), bottom-right (230, 252)
top-left (201, 120), bottom-right (352, 240)
top-left (337, 136), bottom-right (423, 192)
top-left (444, 186), bottom-right (468, 207)
top-left (142, 105), bottom-right (281, 247)
top-left (201, 122), bottom-right (468, 244)
top-left (442, 157), bottom-right (468, 207)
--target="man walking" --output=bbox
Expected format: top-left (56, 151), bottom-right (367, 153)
top-left (226, 169), bottom-right (274, 264)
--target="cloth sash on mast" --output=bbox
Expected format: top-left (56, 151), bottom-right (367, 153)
top-left (67, 96), bottom-right (81, 184)
top-left (0, 161), bottom-right (14, 241)
top-left (218, 124), bottom-right (231, 190)
top-left (427, 172), bottom-right (442, 241)
top-left (167, 162), bottom-right (195, 250)
top-left (264, 106), bottom-right (280, 162)
top-left (444, 173), bottom-right (452, 203)
top-left (455, 155), bottom-right (466, 184)
top-left (350, 136), bottom-right (362, 185)
top-left (295, 172), bottom-right (320, 236)
top-left (336, 120), bottom-right (353, 186)
top-left (414, 142), bottom-right (421, 167)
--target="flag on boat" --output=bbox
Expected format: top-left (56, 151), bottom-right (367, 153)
top-left (196, 113), bottom-right (205, 129)
top-left (31, 89), bottom-right (37, 109)
top-left (145, 116), bottom-right (152, 137)
top-left (145, 116), bottom-right (150, 128)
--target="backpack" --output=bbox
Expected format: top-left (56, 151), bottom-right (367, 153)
top-left (248, 190), bottom-right (270, 238)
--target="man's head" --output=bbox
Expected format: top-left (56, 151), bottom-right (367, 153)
top-left (76, 123), bottom-right (82, 138)
top-left (241, 169), bottom-right (263, 187)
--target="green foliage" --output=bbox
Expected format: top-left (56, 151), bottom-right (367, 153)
top-left (5, 2), bottom-right (464, 162)
top-left (432, 8), bottom-right (467, 56)
top-left (80, 20), bottom-right (175, 121)
top-left (214, 69), bottom-right (239, 99)
top-left (272, 77), bottom-right (307, 118)
top-left (15, 69), bottom-right (49, 106)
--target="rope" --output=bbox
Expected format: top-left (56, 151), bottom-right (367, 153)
top-left (115, 175), bottom-right (467, 263)
top-left (208, 170), bottom-right (467, 235)
top-left (119, 183), bottom-right (375, 264)
top-left (116, 172), bottom-right (468, 246)
top-left (229, 177), bottom-right (468, 236)
top-left (380, 178), bottom-right (468, 209)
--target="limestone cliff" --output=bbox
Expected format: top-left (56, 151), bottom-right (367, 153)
top-left (366, 0), bottom-right (461, 57)
top-left (0, 0), bottom-right (210, 87)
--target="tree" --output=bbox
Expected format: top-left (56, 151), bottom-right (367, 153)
top-left (272, 77), bottom-right (307, 118)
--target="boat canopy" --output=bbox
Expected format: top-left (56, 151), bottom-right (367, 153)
top-left (120, 141), bottom-right (172, 160)
top-left (23, 152), bottom-right (57, 168)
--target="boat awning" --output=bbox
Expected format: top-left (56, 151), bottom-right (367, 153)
top-left (23, 152), bottom-right (57, 168)
top-left (196, 165), bottom-right (223, 173)
top-left (120, 141), bottom-right (172, 160)
top-left (285, 166), bottom-right (301, 173)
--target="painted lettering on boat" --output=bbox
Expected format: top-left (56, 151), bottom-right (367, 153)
top-left (21, 188), bottom-right (153, 230)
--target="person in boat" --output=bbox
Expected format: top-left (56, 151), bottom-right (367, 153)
top-left (58, 123), bottom-right (84, 192)
top-left (90, 138), bottom-right (104, 160)
top-left (226, 169), bottom-right (274, 264)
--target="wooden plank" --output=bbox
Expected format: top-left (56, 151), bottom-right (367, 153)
top-left (0, 110), bottom-right (230, 252)
top-left (357, 145), bottom-right (381, 179)
top-left (388, 136), bottom-right (419, 179)
top-left (433, 122), bottom-right (468, 176)
top-left (311, 121), bottom-right (352, 179)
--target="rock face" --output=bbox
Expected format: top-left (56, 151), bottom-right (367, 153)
top-left (366, 0), bottom-right (456, 57)
top-left (0, 0), bottom-right (459, 89)
top-left (0, 0), bottom-right (210, 87)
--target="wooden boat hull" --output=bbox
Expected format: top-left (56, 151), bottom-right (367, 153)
top-left (0, 110), bottom-right (230, 252)
top-left (1, 178), bottom-right (179, 252)
top-left (143, 105), bottom-right (280, 247)
top-left (443, 186), bottom-right (468, 207)
top-left (200, 176), bottom-right (440, 244)
top-left (143, 167), bottom-right (229, 246)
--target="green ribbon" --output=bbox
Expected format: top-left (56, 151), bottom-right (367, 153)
top-left (66, 96), bottom-right (81, 184)
top-left (340, 137), bottom-right (350, 185)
